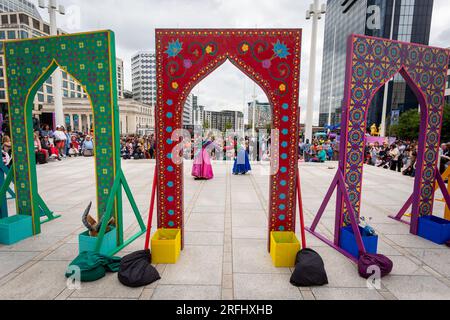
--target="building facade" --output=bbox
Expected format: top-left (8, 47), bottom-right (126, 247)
top-left (0, 9), bottom-right (126, 128)
top-left (39, 98), bottom-right (154, 135)
top-left (446, 52), bottom-right (450, 105)
top-left (0, 0), bottom-right (41, 19)
top-left (192, 104), bottom-right (205, 126)
top-left (116, 58), bottom-right (125, 99)
top-left (319, 0), bottom-right (434, 128)
top-left (183, 94), bottom-right (193, 126)
top-left (131, 51), bottom-right (157, 106)
top-left (204, 110), bottom-right (244, 133)
top-left (248, 100), bottom-right (272, 129)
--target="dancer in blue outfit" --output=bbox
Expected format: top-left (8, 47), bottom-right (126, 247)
top-left (233, 139), bottom-right (252, 175)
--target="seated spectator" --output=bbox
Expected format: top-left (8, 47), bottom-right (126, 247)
top-left (133, 143), bottom-right (145, 160)
top-left (40, 124), bottom-right (54, 139)
top-left (34, 132), bottom-right (49, 164)
top-left (82, 135), bottom-right (94, 157)
top-left (41, 135), bottom-right (61, 161)
top-left (69, 135), bottom-right (80, 157)
top-left (121, 140), bottom-right (131, 160)
top-left (2, 135), bottom-right (12, 157)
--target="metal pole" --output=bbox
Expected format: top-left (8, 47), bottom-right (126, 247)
top-left (48, 3), bottom-right (65, 128)
top-left (305, 0), bottom-right (324, 143)
top-left (380, 0), bottom-right (396, 137)
top-left (252, 83), bottom-right (257, 137)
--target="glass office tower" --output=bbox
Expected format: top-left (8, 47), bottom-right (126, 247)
top-left (318, 0), bottom-right (434, 130)
top-left (0, 0), bottom-right (41, 19)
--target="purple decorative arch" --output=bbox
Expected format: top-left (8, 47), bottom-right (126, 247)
top-left (307, 35), bottom-right (450, 261)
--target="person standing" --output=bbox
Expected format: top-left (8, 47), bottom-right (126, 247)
top-left (233, 138), bottom-right (252, 175)
top-left (389, 144), bottom-right (401, 172)
top-left (53, 126), bottom-right (68, 159)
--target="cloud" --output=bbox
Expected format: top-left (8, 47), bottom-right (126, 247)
top-left (34, 0), bottom-right (447, 125)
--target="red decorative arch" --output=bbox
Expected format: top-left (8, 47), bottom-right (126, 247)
top-left (155, 29), bottom-right (302, 247)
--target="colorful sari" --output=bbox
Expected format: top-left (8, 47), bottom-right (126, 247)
top-left (192, 140), bottom-right (214, 180)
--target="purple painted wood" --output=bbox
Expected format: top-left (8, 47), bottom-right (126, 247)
top-left (310, 173), bottom-right (339, 232)
top-left (338, 172), bottom-right (366, 254)
top-left (335, 35), bottom-right (355, 242)
top-left (393, 194), bottom-right (414, 220)
top-left (436, 169), bottom-right (450, 209)
top-left (305, 227), bottom-right (358, 263)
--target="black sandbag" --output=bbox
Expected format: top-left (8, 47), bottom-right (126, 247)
top-left (446, 240), bottom-right (450, 248)
top-left (118, 250), bottom-right (161, 288)
top-left (290, 249), bottom-right (328, 287)
top-left (358, 253), bottom-right (393, 279)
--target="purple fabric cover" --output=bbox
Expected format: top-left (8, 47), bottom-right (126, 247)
top-left (358, 253), bottom-right (393, 279)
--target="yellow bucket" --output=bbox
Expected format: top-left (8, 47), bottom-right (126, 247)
top-left (151, 228), bottom-right (181, 264)
top-left (270, 231), bottom-right (301, 268)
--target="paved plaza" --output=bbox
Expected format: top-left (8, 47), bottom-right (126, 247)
top-left (0, 157), bottom-right (448, 300)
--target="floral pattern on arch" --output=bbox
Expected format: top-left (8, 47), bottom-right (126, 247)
top-left (155, 29), bottom-right (302, 245)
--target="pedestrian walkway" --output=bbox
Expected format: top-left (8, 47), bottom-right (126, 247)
top-left (0, 158), bottom-right (448, 300)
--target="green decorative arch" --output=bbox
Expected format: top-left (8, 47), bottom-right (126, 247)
top-left (3, 30), bottom-right (122, 235)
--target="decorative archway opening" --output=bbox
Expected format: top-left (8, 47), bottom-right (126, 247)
top-left (2, 30), bottom-right (145, 253)
top-left (27, 61), bottom-right (99, 226)
top-left (307, 35), bottom-right (450, 261)
top-left (155, 29), bottom-right (302, 249)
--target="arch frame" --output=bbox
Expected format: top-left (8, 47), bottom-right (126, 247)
top-left (155, 29), bottom-right (302, 247)
top-left (3, 30), bottom-right (123, 236)
top-left (338, 35), bottom-right (450, 236)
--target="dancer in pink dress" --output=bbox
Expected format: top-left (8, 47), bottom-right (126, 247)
top-left (192, 138), bottom-right (215, 180)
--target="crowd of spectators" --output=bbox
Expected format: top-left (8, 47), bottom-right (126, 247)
top-left (120, 134), bottom-right (156, 160)
top-left (1, 124), bottom-right (95, 167)
top-left (299, 137), bottom-right (340, 163)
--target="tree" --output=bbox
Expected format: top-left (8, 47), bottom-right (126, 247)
top-left (203, 121), bottom-right (210, 129)
top-left (390, 104), bottom-right (450, 141)
top-left (225, 122), bottom-right (233, 131)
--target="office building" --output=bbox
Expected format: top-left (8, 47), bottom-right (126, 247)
top-left (0, 8), bottom-right (129, 129)
top-left (192, 104), bottom-right (205, 126)
top-left (248, 100), bottom-right (272, 129)
top-left (131, 51), bottom-right (157, 105)
top-left (204, 110), bottom-right (244, 132)
top-left (183, 94), bottom-right (193, 126)
top-left (319, 0), bottom-right (434, 128)
top-left (39, 97), bottom-right (154, 135)
top-left (0, 0), bottom-right (41, 19)
top-left (116, 58), bottom-right (125, 99)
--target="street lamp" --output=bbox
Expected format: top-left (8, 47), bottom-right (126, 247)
top-left (380, 0), bottom-right (396, 137)
top-left (327, 96), bottom-right (336, 126)
top-left (305, 0), bottom-right (326, 143)
top-left (38, 0), bottom-right (66, 128)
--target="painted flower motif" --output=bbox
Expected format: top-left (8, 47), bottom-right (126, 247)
top-left (279, 84), bottom-right (286, 92)
top-left (241, 43), bottom-right (249, 53)
top-left (183, 59), bottom-right (193, 69)
top-left (172, 82), bottom-right (179, 89)
top-left (165, 39), bottom-right (183, 58)
top-left (205, 45), bottom-right (213, 54)
top-left (262, 59), bottom-right (272, 69)
top-left (273, 40), bottom-right (291, 59)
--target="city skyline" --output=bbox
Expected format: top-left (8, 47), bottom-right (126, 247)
top-left (28, 0), bottom-right (450, 124)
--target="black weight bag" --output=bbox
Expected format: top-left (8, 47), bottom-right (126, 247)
top-left (290, 249), bottom-right (328, 287)
top-left (118, 249), bottom-right (161, 287)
